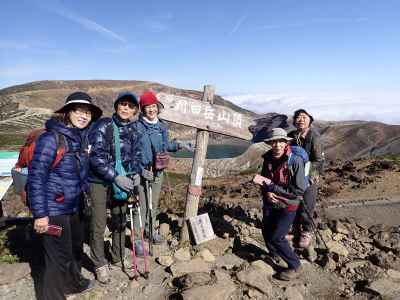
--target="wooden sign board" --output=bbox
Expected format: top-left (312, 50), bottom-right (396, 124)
top-left (188, 213), bottom-right (216, 245)
top-left (157, 92), bottom-right (254, 141)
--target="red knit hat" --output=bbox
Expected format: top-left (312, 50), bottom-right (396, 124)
top-left (139, 91), bottom-right (164, 110)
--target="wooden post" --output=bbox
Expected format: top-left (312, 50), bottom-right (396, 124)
top-left (180, 85), bottom-right (215, 243)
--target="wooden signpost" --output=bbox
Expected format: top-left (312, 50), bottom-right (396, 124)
top-left (157, 85), bottom-right (255, 243)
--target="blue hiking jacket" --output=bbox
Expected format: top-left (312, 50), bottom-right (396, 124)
top-left (135, 116), bottom-right (179, 170)
top-left (27, 118), bottom-right (90, 219)
top-left (88, 114), bottom-right (143, 184)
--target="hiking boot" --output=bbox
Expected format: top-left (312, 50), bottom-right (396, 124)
top-left (65, 278), bottom-right (95, 296)
top-left (305, 245), bottom-right (318, 262)
top-left (95, 265), bottom-right (110, 284)
top-left (298, 231), bottom-right (312, 249)
top-left (111, 259), bottom-right (132, 271)
top-left (277, 265), bottom-right (303, 281)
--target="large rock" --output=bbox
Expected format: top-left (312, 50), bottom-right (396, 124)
top-left (236, 266), bottom-right (273, 296)
top-left (157, 255), bottom-right (174, 267)
top-left (326, 241), bottom-right (349, 257)
top-left (198, 248), bottom-right (216, 263)
top-left (174, 247), bottom-right (191, 261)
top-left (367, 278), bottom-right (400, 298)
top-left (215, 254), bottom-right (245, 270)
top-left (170, 258), bottom-right (212, 277)
top-left (0, 263), bottom-right (30, 285)
top-left (181, 277), bottom-right (236, 300)
top-left (250, 260), bottom-right (275, 277)
top-left (387, 269), bottom-right (400, 281)
top-left (198, 237), bottom-right (233, 256)
top-left (283, 286), bottom-right (304, 300)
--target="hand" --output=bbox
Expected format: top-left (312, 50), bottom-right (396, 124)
top-left (34, 217), bottom-right (49, 234)
top-left (114, 175), bottom-right (134, 192)
top-left (266, 192), bottom-right (279, 204)
top-left (178, 140), bottom-right (195, 152)
top-left (142, 169), bottom-right (154, 181)
top-left (132, 174), bottom-right (141, 186)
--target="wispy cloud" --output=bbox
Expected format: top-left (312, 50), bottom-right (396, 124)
top-left (230, 15), bottom-right (248, 35)
top-left (261, 17), bottom-right (368, 30)
top-left (36, 0), bottom-right (127, 43)
top-left (0, 41), bottom-right (30, 50)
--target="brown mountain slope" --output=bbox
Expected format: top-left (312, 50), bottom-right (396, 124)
top-left (317, 121), bottom-right (400, 160)
top-left (0, 80), bottom-right (254, 135)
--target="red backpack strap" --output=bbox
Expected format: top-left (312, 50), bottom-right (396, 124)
top-left (51, 132), bottom-right (66, 169)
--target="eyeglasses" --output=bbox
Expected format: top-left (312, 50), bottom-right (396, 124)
top-left (72, 108), bottom-right (92, 117)
top-left (118, 101), bottom-right (137, 109)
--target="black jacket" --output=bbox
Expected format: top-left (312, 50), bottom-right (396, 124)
top-left (288, 127), bottom-right (324, 174)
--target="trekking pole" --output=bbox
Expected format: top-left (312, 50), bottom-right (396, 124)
top-left (145, 167), bottom-right (154, 256)
top-left (302, 203), bottom-right (329, 251)
top-left (137, 204), bottom-right (150, 278)
top-left (128, 196), bottom-right (139, 280)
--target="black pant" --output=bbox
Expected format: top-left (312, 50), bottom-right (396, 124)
top-left (38, 213), bottom-right (85, 300)
top-left (297, 184), bottom-right (318, 232)
top-left (262, 206), bottom-right (300, 270)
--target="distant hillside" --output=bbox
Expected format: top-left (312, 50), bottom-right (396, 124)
top-left (1, 80), bottom-right (400, 161)
top-left (0, 80), bottom-right (254, 139)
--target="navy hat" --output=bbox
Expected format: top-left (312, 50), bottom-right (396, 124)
top-left (114, 91), bottom-right (139, 110)
top-left (55, 91), bottom-right (103, 121)
top-left (293, 109), bottom-right (314, 125)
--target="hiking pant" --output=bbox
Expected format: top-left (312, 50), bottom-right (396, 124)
top-left (298, 183), bottom-right (318, 233)
top-left (134, 172), bottom-right (164, 238)
top-left (38, 213), bottom-right (85, 300)
top-left (89, 183), bottom-right (109, 269)
top-left (262, 206), bottom-right (301, 270)
top-left (109, 199), bottom-right (128, 264)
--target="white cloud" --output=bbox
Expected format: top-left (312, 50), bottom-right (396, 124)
top-left (223, 91), bottom-right (400, 125)
top-left (230, 15), bottom-right (247, 35)
top-left (37, 0), bottom-right (126, 43)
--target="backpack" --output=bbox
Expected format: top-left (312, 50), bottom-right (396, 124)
top-left (288, 145), bottom-right (311, 189)
top-left (12, 129), bottom-right (66, 205)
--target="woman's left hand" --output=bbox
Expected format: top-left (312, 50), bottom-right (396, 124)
top-left (34, 217), bottom-right (49, 234)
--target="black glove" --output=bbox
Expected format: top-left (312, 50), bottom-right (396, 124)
top-left (114, 175), bottom-right (134, 192)
top-left (141, 169), bottom-right (154, 181)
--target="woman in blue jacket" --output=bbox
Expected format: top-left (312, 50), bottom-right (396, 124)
top-left (136, 91), bottom-right (193, 243)
top-left (28, 92), bottom-right (102, 300)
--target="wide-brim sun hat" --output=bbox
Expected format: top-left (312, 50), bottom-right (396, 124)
top-left (55, 91), bottom-right (103, 121)
top-left (114, 91), bottom-right (139, 110)
top-left (139, 91), bottom-right (164, 111)
top-left (263, 128), bottom-right (293, 143)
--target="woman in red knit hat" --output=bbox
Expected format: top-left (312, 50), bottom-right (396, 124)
top-left (135, 91), bottom-right (194, 245)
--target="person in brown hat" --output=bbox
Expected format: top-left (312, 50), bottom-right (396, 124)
top-left (288, 109), bottom-right (325, 259)
top-left (257, 128), bottom-right (307, 281)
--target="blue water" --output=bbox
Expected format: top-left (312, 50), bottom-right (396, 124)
top-left (172, 144), bottom-right (249, 159)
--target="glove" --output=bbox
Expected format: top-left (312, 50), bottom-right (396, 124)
top-left (141, 169), bottom-right (154, 181)
top-left (262, 182), bottom-right (275, 193)
top-left (114, 175), bottom-right (134, 192)
top-left (132, 174), bottom-right (141, 186)
top-left (178, 140), bottom-right (195, 152)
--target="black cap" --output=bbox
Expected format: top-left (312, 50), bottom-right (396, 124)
top-left (114, 91), bottom-right (139, 110)
top-left (293, 109), bottom-right (314, 125)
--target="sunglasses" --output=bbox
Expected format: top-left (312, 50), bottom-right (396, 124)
top-left (118, 101), bottom-right (137, 109)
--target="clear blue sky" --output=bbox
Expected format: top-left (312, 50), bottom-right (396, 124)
top-left (1, 0), bottom-right (400, 122)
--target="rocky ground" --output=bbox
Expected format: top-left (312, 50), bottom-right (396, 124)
top-left (1, 157), bottom-right (400, 299)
